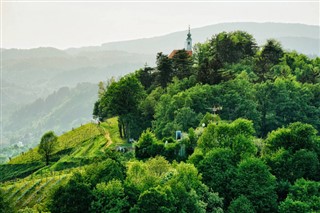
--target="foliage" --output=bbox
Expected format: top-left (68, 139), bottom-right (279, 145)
top-left (281, 51), bottom-right (320, 84)
top-left (174, 107), bottom-right (198, 132)
top-left (156, 52), bottom-right (174, 88)
top-left (0, 188), bottom-right (14, 213)
top-left (194, 31), bottom-right (257, 84)
top-left (198, 118), bottom-right (255, 154)
top-left (84, 158), bottom-right (125, 186)
top-left (38, 131), bottom-right (58, 166)
top-left (256, 79), bottom-right (320, 136)
top-left (228, 195), bottom-right (255, 213)
top-left (231, 158), bottom-right (277, 212)
top-left (279, 178), bottom-right (320, 212)
top-left (265, 122), bottom-right (318, 153)
top-left (93, 74), bottom-right (146, 139)
top-left (125, 157), bottom-right (223, 213)
top-left (130, 186), bottom-right (175, 213)
top-left (0, 163), bottom-right (44, 182)
top-left (91, 180), bottom-right (128, 213)
top-left (198, 148), bottom-right (236, 207)
top-left (48, 172), bottom-right (93, 213)
top-left (264, 122), bottom-right (320, 182)
top-left (254, 39), bottom-right (284, 82)
top-left (3, 30), bottom-right (320, 213)
top-left (136, 66), bottom-right (155, 91)
top-left (199, 112), bottom-right (215, 126)
top-left (171, 50), bottom-right (193, 79)
top-left (125, 156), bottom-right (171, 193)
top-left (134, 129), bottom-right (163, 159)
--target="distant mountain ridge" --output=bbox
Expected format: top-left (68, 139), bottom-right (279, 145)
top-left (66, 22), bottom-right (320, 56)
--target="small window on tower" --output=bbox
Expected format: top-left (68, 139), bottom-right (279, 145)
top-left (188, 42), bottom-right (190, 45)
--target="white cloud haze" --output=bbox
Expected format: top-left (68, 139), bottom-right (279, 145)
top-left (2, 1), bottom-right (319, 49)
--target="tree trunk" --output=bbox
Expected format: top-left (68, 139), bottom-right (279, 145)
top-left (118, 122), bottom-right (123, 138)
top-left (46, 154), bottom-right (49, 166)
top-left (123, 123), bottom-right (127, 139)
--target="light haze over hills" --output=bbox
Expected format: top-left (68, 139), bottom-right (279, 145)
top-left (1, 22), bottom-right (319, 160)
top-left (67, 22), bottom-right (320, 56)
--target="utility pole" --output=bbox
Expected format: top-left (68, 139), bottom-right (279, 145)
top-left (207, 105), bottom-right (223, 124)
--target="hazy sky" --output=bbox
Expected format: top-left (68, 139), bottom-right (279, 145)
top-left (2, 1), bottom-right (319, 49)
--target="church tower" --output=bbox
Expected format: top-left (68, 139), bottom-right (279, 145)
top-left (185, 25), bottom-right (192, 51)
top-left (168, 25), bottom-right (193, 58)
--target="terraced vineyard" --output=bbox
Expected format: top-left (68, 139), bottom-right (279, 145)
top-left (0, 117), bottom-right (128, 210)
top-left (0, 122), bottom-right (106, 182)
top-left (1, 174), bottom-right (70, 210)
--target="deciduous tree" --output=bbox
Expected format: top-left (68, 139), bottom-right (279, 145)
top-left (38, 131), bottom-right (57, 165)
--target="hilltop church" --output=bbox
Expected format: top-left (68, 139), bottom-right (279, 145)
top-left (168, 26), bottom-right (193, 58)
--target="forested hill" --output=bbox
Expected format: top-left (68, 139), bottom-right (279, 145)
top-left (1, 30), bottom-right (320, 213)
top-left (2, 22), bottom-right (318, 151)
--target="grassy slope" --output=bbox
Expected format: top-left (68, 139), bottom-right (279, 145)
top-left (0, 117), bottom-right (126, 210)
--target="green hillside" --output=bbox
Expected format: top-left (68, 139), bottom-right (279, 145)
top-left (0, 117), bottom-right (127, 211)
top-left (1, 30), bottom-right (319, 213)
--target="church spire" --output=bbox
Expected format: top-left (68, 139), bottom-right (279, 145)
top-left (185, 25), bottom-right (192, 51)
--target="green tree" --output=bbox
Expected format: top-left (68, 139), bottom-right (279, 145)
top-left (174, 107), bottom-right (198, 132)
top-left (228, 195), bottom-right (255, 213)
top-left (85, 159), bottom-right (125, 187)
top-left (97, 81), bottom-right (106, 98)
top-left (152, 83), bottom-right (216, 138)
top-left (213, 31), bottom-right (257, 65)
top-left (125, 156), bottom-right (171, 193)
top-left (136, 66), bottom-right (154, 90)
top-left (198, 148), bottom-right (236, 207)
top-left (205, 190), bottom-right (224, 213)
top-left (171, 49), bottom-right (193, 79)
top-left (265, 122), bottom-right (318, 154)
top-left (167, 163), bottom-right (209, 213)
top-left (279, 199), bottom-right (310, 213)
top-left (94, 74), bottom-right (146, 139)
top-left (197, 123), bottom-right (217, 153)
top-left (156, 52), bottom-right (173, 88)
top-left (140, 87), bottom-right (164, 125)
top-left (272, 79), bottom-right (316, 131)
top-left (193, 42), bottom-right (214, 84)
top-left (255, 81), bottom-right (275, 137)
top-left (256, 79), bottom-right (320, 136)
top-left (17, 207), bottom-right (38, 213)
top-left (264, 148), bottom-right (292, 181)
top-left (48, 172), bottom-right (93, 213)
top-left (194, 31), bottom-right (257, 84)
top-left (282, 51), bottom-right (320, 84)
top-left (254, 39), bottom-right (284, 82)
top-left (279, 178), bottom-right (320, 212)
top-left (290, 149), bottom-right (319, 181)
top-left (38, 131), bottom-right (57, 165)
top-left (135, 129), bottom-right (164, 159)
top-left (130, 186), bottom-right (175, 213)
top-left (231, 158), bottom-right (277, 212)
top-left (168, 184), bottom-right (206, 213)
top-left (90, 180), bottom-right (129, 213)
top-left (231, 134), bottom-right (257, 161)
top-left (218, 73), bottom-right (261, 129)
top-left (199, 112), bottom-right (215, 126)
top-left (272, 64), bottom-right (292, 78)
top-left (197, 118), bottom-right (255, 154)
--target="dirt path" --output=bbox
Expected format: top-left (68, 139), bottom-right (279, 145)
top-left (104, 131), bottom-right (113, 148)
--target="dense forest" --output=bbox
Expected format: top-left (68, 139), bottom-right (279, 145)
top-left (1, 31), bottom-right (320, 212)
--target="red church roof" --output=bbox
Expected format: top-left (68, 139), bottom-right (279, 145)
top-left (168, 49), bottom-right (192, 59)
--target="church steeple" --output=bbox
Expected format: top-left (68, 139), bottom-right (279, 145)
top-left (185, 25), bottom-right (192, 51)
